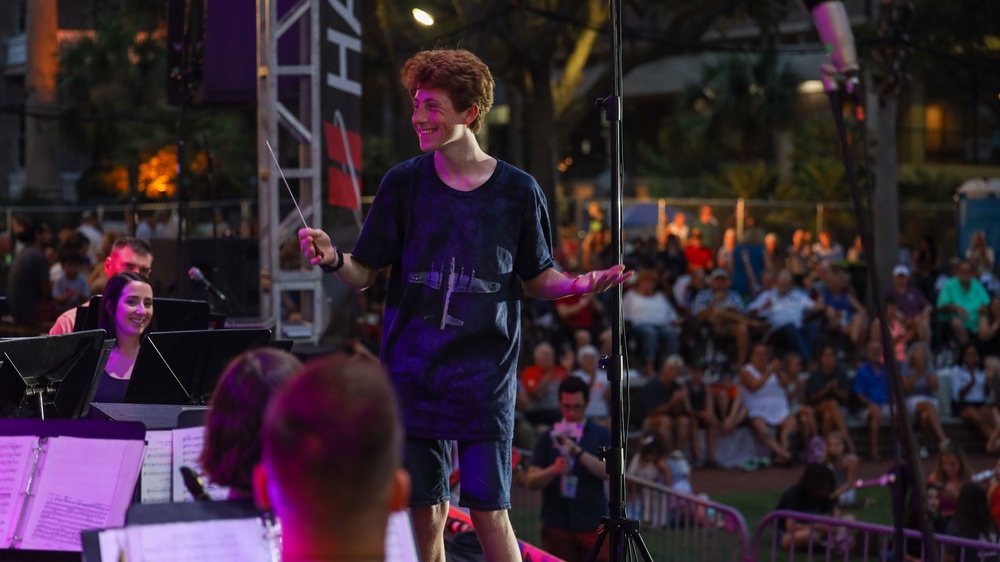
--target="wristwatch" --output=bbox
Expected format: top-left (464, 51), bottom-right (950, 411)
top-left (320, 247), bottom-right (345, 273)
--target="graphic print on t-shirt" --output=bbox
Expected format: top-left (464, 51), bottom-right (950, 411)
top-left (408, 256), bottom-right (500, 330)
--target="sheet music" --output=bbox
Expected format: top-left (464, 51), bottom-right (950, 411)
top-left (96, 518), bottom-right (272, 562)
top-left (140, 431), bottom-right (174, 504)
top-left (171, 426), bottom-right (230, 501)
top-left (386, 510), bottom-right (419, 562)
top-left (19, 437), bottom-right (145, 551)
top-left (0, 436), bottom-right (37, 548)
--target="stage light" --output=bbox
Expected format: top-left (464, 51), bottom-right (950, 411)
top-left (412, 8), bottom-right (434, 26)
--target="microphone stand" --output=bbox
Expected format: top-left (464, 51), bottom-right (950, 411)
top-left (820, 66), bottom-right (938, 562)
top-left (590, 1), bottom-right (652, 560)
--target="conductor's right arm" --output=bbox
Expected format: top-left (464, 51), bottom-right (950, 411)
top-left (298, 227), bottom-right (380, 290)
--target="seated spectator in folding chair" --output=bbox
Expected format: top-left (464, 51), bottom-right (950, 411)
top-left (885, 264), bottom-right (932, 345)
top-left (821, 267), bottom-right (868, 351)
top-left (853, 341), bottom-right (892, 461)
top-left (638, 355), bottom-right (694, 454)
top-left (691, 268), bottom-right (760, 366)
top-left (571, 345), bottom-right (610, 428)
top-left (977, 295), bottom-right (1000, 360)
top-left (951, 343), bottom-right (999, 447)
top-left (682, 359), bottom-right (721, 468)
top-left (901, 341), bottom-right (950, 456)
top-left (623, 269), bottom-right (681, 378)
top-left (937, 260), bottom-right (991, 349)
top-left (521, 341), bottom-right (569, 428)
top-left (739, 342), bottom-right (798, 466)
top-left (747, 269), bottom-right (825, 363)
top-left (871, 300), bottom-right (919, 365)
top-left (783, 352), bottom-right (817, 449)
top-left (805, 344), bottom-right (857, 452)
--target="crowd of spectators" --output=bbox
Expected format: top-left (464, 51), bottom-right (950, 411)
top-left (509, 204), bottom-right (1000, 481)
top-left (5, 205), bottom-right (1000, 474)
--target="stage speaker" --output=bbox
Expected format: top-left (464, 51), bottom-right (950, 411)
top-left (149, 238), bottom-right (260, 317)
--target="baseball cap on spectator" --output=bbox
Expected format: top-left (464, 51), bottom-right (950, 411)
top-left (709, 268), bottom-right (729, 280)
top-left (892, 265), bottom-right (910, 277)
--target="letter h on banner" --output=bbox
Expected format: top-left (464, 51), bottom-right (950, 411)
top-left (322, 0), bottom-right (362, 211)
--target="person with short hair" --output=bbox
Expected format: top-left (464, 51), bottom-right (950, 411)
top-left (49, 237), bottom-right (153, 335)
top-left (526, 376), bottom-right (610, 562)
top-left (852, 341), bottom-right (891, 461)
top-left (692, 268), bottom-right (758, 366)
top-left (6, 219), bottom-right (55, 325)
top-left (937, 260), bottom-right (991, 348)
top-left (254, 353), bottom-right (410, 562)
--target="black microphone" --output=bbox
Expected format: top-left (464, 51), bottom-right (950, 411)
top-left (179, 465), bottom-right (210, 501)
top-left (803, 0), bottom-right (860, 78)
top-left (188, 266), bottom-right (227, 301)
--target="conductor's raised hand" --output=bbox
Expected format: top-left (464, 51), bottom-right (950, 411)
top-left (572, 264), bottom-right (633, 295)
top-left (298, 227), bottom-right (332, 266)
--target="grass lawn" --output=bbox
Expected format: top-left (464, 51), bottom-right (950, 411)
top-left (714, 484), bottom-right (896, 534)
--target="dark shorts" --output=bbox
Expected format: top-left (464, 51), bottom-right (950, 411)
top-left (406, 436), bottom-right (512, 511)
top-left (952, 400), bottom-right (988, 416)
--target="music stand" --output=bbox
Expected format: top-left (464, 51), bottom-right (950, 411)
top-left (0, 330), bottom-right (112, 419)
top-left (75, 296), bottom-right (211, 333)
top-left (123, 329), bottom-right (273, 405)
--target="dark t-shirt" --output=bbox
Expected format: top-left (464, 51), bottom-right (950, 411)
top-left (805, 366), bottom-right (852, 406)
top-left (775, 484), bottom-right (835, 533)
top-left (944, 518), bottom-right (1000, 561)
top-left (352, 153), bottom-right (554, 440)
top-left (638, 378), bottom-right (683, 421)
top-left (532, 420), bottom-right (611, 532)
top-left (885, 285), bottom-right (930, 318)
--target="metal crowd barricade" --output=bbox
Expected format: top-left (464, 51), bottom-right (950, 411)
top-left (508, 448), bottom-right (752, 562)
top-left (754, 509), bottom-right (1000, 562)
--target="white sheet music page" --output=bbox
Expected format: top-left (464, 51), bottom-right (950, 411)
top-left (0, 436), bottom-right (37, 548)
top-left (386, 510), bottom-right (419, 562)
top-left (140, 430), bottom-right (173, 503)
top-left (171, 426), bottom-right (230, 501)
top-left (97, 518), bottom-right (272, 562)
top-left (19, 436), bottom-right (144, 551)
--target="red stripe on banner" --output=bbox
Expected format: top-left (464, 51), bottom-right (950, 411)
top-left (327, 167), bottom-right (359, 210)
top-left (324, 120), bottom-right (362, 168)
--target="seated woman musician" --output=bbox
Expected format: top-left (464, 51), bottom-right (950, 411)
top-left (92, 271), bottom-right (154, 403)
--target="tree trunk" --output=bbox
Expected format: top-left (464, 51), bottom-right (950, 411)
top-left (25, 0), bottom-right (60, 200)
top-left (874, 94), bottom-right (900, 287)
top-left (524, 65), bottom-right (559, 248)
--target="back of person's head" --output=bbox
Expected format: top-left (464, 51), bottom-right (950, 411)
top-left (256, 353), bottom-right (408, 556)
top-left (400, 49), bottom-right (494, 134)
top-left (953, 482), bottom-right (995, 535)
top-left (637, 433), bottom-right (665, 461)
top-left (798, 462), bottom-right (835, 500)
top-left (98, 271), bottom-right (151, 340)
top-left (200, 348), bottom-right (303, 495)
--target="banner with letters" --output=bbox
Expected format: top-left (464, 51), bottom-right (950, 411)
top-left (320, 0), bottom-right (362, 210)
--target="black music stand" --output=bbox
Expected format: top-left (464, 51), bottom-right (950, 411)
top-left (0, 330), bottom-right (112, 420)
top-left (75, 296), bottom-right (211, 333)
top-left (123, 329), bottom-right (273, 405)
